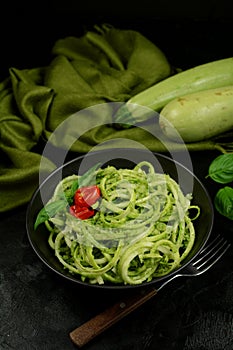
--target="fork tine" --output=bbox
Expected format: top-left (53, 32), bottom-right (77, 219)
top-left (193, 234), bottom-right (225, 266)
top-left (194, 239), bottom-right (231, 273)
top-left (198, 234), bottom-right (222, 255)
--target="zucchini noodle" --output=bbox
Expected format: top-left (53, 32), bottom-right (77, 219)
top-left (42, 161), bottom-right (200, 285)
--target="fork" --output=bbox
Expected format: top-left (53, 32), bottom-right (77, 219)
top-left (69, 234), bottom-right (231, 348)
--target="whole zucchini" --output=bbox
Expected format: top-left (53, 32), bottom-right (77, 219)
top-left (159, 85), bottom-right (233, 142)
top-left (127, 57), bottom-right (233, 112)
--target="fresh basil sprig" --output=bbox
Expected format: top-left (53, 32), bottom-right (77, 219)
top-left (34, 200), bottom-right (67, 230)
top-left (78, 162), bottom-right (102, 187)
top-left (34, 162), bottom-right (101, 230)
top-left (214, 186), bottom-right (233, 220)
top-left (62, 179), bottom-right (79, 205)
top-left (207, 153), bottom-right (233, 184)
top-left (207, 153), bottom-right (233, 220)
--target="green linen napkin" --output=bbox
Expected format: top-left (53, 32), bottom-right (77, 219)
top-left (0, 24), bottom-right (173, 212)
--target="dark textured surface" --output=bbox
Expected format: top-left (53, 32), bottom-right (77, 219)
top-left (1, 151), bottom-right (233, 350)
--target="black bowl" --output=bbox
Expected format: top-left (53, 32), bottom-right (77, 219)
top-left (26, 148), bottom-right (214, 290)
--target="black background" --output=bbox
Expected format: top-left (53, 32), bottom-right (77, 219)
top-left (1, 0), bottom-right (233, 80)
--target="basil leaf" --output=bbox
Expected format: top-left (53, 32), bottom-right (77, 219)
top-left (34, 199), bottom-right (67, 230)
top-left (208, 154), bottom-right (233, 184)
top-left (214, 186), bottom-right (233, 220)
top-left (34, 163), bottom-right (102, 230)
top-left (65, 179), bottom-right (79, 205)
top-left (78, 162), bottom-right (102, 188)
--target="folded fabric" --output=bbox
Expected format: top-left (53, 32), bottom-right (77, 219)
top-left (0, 24), bottom-right (174, 212)
top-left (0, 24), bottom-right (224, 213)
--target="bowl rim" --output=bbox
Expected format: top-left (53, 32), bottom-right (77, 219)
top-left (26, 148), bottom-right (214, 290)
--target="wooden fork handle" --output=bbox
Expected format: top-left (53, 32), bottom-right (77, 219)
top-left (69, 287), bottom-right (157, 348)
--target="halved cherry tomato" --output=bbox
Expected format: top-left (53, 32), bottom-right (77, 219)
top-left (70, 185), bottom-right (101, 220)
top-left (69, 205), bottom-right (95, 220)
top-left (74, 185), bottom-right (101, 208)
